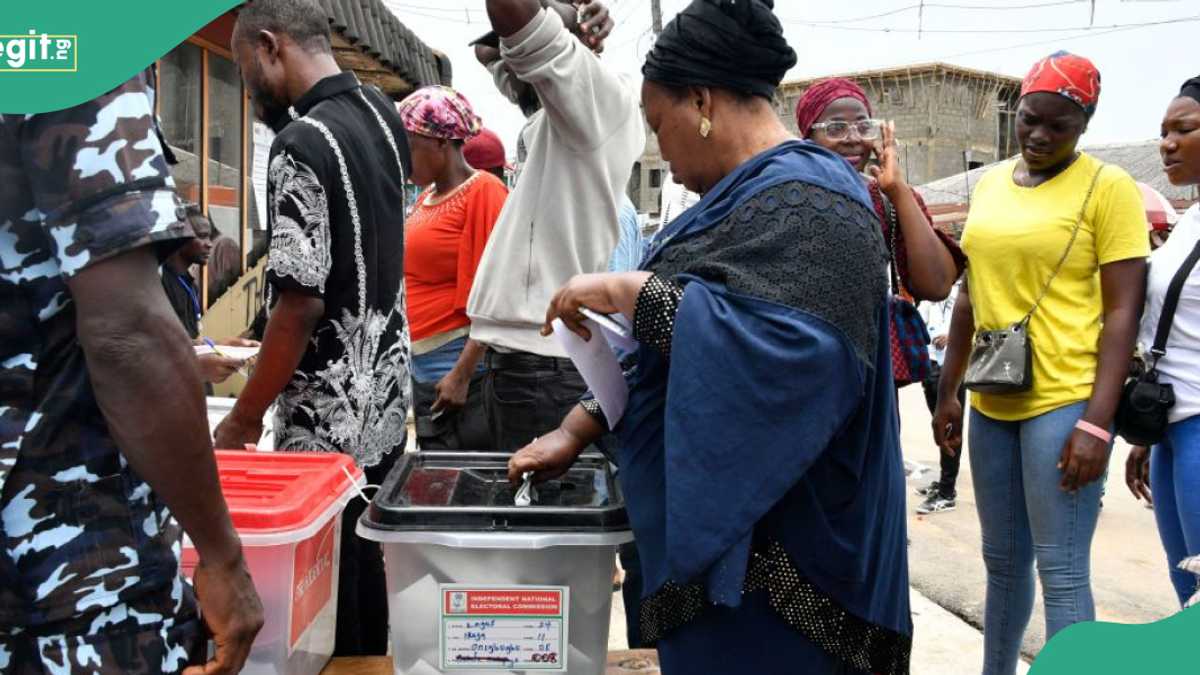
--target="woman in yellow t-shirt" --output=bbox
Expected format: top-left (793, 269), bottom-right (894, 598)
top-left (932, 52), bottom-right (1148, 675)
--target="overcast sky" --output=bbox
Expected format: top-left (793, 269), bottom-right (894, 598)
top-left (384, 0), bottom-right (1198, 158)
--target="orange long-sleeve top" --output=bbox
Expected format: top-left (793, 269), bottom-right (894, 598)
top-left (404, 171), bottom-right (508, 343)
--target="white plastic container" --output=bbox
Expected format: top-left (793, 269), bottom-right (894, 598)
top-left (182, 450), bottom-right (363, 675)
top-left (359, 452), bottom-right (633, 675)
top-left (206, 397), bottom-right (275, 450)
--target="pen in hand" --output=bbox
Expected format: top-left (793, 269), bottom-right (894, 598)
top-left (202, 337), bottom-right (249, 378)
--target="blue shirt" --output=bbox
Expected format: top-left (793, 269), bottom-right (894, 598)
top-left (608, 196), bottom-right (646, 273)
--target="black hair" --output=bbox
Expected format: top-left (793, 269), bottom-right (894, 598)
top-left (234, 0), bottom-right (332, 54)
top-left (183, 203), bottom-right (214, 238)
top-left (1180, 76), bottom-right (1200, 106)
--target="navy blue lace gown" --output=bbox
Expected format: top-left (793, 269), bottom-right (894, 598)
top-left (611, 141), bottom-right (913, 675)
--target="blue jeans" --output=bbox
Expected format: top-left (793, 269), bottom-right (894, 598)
top-left (1151, 414), bottom-right (1200, 606)
top-left (968, 401), bottom-right (1102, 675)
top-left (412, 335), bottom-right (470, 384)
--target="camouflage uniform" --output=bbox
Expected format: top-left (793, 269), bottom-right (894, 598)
top-left (0, 71), bottom-right (204, 672)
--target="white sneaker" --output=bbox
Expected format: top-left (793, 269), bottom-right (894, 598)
top-left (916, 493), bottom-right (957, 515)
top-left (915, 480), bottom-right (941, 497)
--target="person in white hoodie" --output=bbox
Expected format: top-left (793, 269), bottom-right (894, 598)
top-left (468, 0), bottom-right (645, 452)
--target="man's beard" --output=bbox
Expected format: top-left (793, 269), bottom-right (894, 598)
top-left (256, 95), bottom-right (290, 132)
top-left (247, 71), bottom-right (290, 131)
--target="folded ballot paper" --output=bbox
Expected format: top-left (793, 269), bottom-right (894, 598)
top-left (552, 309), bottom-right (635, 425)
top-left (193, 344), bottom-right (260, 361)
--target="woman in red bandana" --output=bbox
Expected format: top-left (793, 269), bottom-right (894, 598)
top-left (932, 52), bottom-right (1148, 674)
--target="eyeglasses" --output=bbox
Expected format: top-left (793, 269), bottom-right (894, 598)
top-left (809, 119), bottom-right (884, 141)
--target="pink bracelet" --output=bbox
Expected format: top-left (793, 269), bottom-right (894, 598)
top-left (1075, 420), bottom-right (1112, 444)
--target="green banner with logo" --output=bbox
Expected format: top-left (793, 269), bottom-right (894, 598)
top-left (0, 1), bottom-right (240, 113)
top-left (1030, 604), bottom-right (1199, 673)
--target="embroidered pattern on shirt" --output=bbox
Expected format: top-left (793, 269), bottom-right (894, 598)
top-left (273, 301), bottom-right (411, 468)
top-left (298, 116), bottom-right (368, 318)
top-left (266, 152), bottom-right (332, 293)
top-left (268, 110), bottom-right (412, 468)
top-left (357, 88), bottom-right (407, 194)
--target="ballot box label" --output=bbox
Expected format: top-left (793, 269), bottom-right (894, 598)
top-left (290, 518), bottom-right (337, 651)
top-left (439, 585), bottom-right (569, 671)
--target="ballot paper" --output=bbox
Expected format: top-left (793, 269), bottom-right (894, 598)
top-left (551, 311), bottom-right (634, 425)
top-left (514, 472), bottom-right (538, 507)
top-left (193, 344), bottom-right (260, 361)
top-left (578, 308), bottom-right (636, 353)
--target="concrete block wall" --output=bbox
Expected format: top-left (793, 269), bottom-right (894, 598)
top-left (630, 68), bottom-right (1018, 212)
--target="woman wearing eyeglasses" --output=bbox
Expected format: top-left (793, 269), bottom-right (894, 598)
top-left (797, 79), bottom-right (967, 514)
top-left (796, 78), bottom-right (964, 305)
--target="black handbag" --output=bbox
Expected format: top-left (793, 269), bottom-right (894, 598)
top-left (964, 165), bottom-right (1105, 395)
top-left (1115, 236), bottom-right (1200, 445)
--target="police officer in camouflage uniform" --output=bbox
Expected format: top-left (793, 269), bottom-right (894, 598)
top-left (0, 69), bottom-right (262, 673)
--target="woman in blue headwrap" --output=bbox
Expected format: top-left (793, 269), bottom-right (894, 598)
top-left (509, 1), bottom-right (912, 673)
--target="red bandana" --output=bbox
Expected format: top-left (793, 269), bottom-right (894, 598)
top-left (1021, 51), bottom-right (1101, 117)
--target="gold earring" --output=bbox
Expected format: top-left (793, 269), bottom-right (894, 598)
top-left (699, 116), bottom-right (712, 139)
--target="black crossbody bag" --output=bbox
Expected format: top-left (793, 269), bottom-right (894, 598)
top-left (1115, 236), bottom-right (1200, 446)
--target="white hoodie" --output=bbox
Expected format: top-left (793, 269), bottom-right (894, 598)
top-left (466, 9), bottom-right (645, 357)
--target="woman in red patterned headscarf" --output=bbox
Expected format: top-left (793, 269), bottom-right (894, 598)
top-left (397, 86), bottom-right (509, 450)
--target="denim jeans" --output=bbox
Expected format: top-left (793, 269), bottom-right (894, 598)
top-left (968, 401), bottom-right (1102, 675)
top-left (482, 350), bottom-right (588, 453)
top-left (412, 336), bottom-right (482, 384)
top-left (412, 337), bottom-right (492, 450)
top-left (1151, 413), bottom-right (1200, 606)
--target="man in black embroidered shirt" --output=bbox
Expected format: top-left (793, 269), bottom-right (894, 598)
top-left (214, 0), bottom-right (412, 656)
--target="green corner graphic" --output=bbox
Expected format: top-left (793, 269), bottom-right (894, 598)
top-left (1030, 603), bottom-right (1199, 673)
top-left (0, 1), bottom-right (240, 113)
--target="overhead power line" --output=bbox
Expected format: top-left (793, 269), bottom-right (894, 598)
top-left (937, 12), bottom-right (1190, 58)
top-left (782, 14), bottom-right (1200, 34)
top-left (801, 0), bottom-right (1087, 25)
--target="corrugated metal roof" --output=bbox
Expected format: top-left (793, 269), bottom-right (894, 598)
top-left (917, 140), bottom-right (1200, 206)
top-left (317, 0), bottom-right (444, 89)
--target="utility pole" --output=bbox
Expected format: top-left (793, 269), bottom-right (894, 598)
top-left (651, 0), bottom-right (663, 35)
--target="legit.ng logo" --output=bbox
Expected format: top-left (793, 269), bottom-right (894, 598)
top-left (0, 30), bottom-right (77, 73)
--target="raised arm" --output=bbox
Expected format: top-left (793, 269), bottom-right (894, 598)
top-left (486, 0), bottom-right (542, 38)
top-left (496, 1), bottom-right (631, 152)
